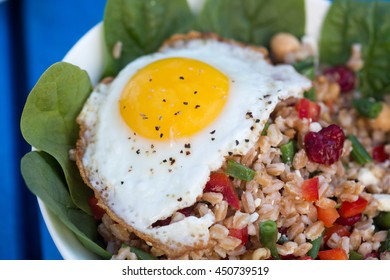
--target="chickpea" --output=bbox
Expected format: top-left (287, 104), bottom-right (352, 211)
top-left (270, 33), bottom-right (301, 63)
top-left (370, 102), bottom-right (390, 132)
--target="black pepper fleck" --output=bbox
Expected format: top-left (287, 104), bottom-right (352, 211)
top-left (185, 143), bottom-right (191, 149)
top-left (136, 149), bottom-right (140, 154)
top-left (235, 140), bottom-right (239, 146)
top-left (245, 139), bottom-right (249, 143)
top-left (155, 126), bottom-right (160, 131)
top-left (160, 133), bottom-right (163, 138)
top-left (183, 102), bottom-right (188, 105)
top-left (195, 105), bottom-right (200, 109)
top-left (210, 130), bottom-right (216, 134)
top-left (179, 76), bottom-right (184, 80)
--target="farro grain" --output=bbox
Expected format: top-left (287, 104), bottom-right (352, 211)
top-left (242, 191), bottom-right (256, 213)
top-left (209, 224), bottom-right (229, 240)
top-left (267, 124), bottom-right (284, 147)
top-left (202, 192), bottom-right (223, 206)
top-left (293, 149), bottom-right (308, 170)
top-left (218, 236), bottom-right (242, 251)
top-left (294, 243), bottom-right (313, 257)
top-left (214, 245), bottom-right (227, 258)
top-left (111, 246), bottom-right (137, 260)
top-left (358, 242), bottom-right (373, 257)
top-left (232, 211), bottom-right (251, 229)
top-left (276, 241), bottom-right (298, 256)
top-left (266, 163), bottom-right (285, 176)
top-left (287, 222), bottom-right (305, 240)
top-left (213, 201), bottom-right (228, 222)
top-left (109, 223), bottom-right (130, 242)
top-left (252, 248), bottom-right (271, 260)
top-left (304, 221), bottom-right (324, 241)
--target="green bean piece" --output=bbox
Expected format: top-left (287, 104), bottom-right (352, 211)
top-left (304, 87), bottom-right (316, 101)
top-left (259, 220), bottom-right (280, 259)
top-left (121, 244), bottom-right (157, 260)
top-left (352, 98), bottom-right (383, 119)
top-left (292, 57), bottom-right (314, 73)
top-left (226, 160), bottom-right (256, 181)
top-left (374, 212), bottom-right (390, 230)
top-left (349, 250), bottom-right (363, 260)
top-left (379, 230), bottom-right (390, 253)
top-left (348, 135), bottom-right (372, 165)
top-left (261, 122), bottom-right (270, 136)
top-left (307, 231), bottom-right (324, 259)
top-left (280, 141), bottom-right (296, 164)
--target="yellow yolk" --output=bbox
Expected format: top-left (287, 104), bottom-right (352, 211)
top-left (119, 57), bottom-right (229, 140)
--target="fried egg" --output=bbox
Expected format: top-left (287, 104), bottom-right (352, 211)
top-left (76, 34), bottom-right (311, 255)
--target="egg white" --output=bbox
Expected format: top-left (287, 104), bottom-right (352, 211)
top-left (77, 38), bottom-right (311, 252)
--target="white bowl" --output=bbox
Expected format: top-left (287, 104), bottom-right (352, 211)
top-left (38, 0), bottom-right (330, 260)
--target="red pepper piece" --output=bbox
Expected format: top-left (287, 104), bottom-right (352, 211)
top-left (323, 225), bottom-right (351, 244)
top-left (338, 196), bottom-right (368, 218)
top-left (302, 177), bottom-right (319, 202)
top-left (204, 173), bottom-right (240, 209)
top-left (228, 227), bottom-right (248, 245)
top-left (318, 248), bottom-right (348, 260)
top-left (296, 98), bottom-right (321, 122)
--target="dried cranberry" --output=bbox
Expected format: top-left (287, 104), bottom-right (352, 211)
top-left (178, 207), bottom-right (192, 217)
top-left (372, 145), bottom-right (389, 163)
top-left (304, 124), bottom-right (345, 165)
top-left (324, 65), bottom-right (356, 93)
top-left (336, 213), bottom-right (361, 226)
top-left (152, 217), bottom-right (171, 227)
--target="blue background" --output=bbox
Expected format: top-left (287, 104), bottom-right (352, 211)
top-left (0, 0), bottom-right (105, 259)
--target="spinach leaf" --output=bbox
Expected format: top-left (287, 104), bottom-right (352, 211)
top-left (197, 0), bottom-right (305, 47)
top-left (20, 62), bottom-right (93, 214)
top-left (319, 0), bottom-right (390, 99)
top-left (21, 151), bottom-right (111, 259)
top-left (104, 0), bottom-right (195, 76)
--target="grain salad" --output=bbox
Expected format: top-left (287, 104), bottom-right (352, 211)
top-left (90, 32), bottom-right (390, 261)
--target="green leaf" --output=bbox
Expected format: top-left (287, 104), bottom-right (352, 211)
top-left (104, 0), bottom-right (195, 76)
top-left (197, 0), bottom-right (305, 47)
top-left (21, 151), bottom-right (111, 259)
top-left (20, 62), bottom-right (93, 214)
top-left (319, 0), bottom-right (390, 98)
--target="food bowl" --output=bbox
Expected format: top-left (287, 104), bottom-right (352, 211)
top-left (37, 0), bottom-right (330, 260)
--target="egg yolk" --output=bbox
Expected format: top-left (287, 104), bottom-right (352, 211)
top-left (119, 57), bottom-right (229, 140)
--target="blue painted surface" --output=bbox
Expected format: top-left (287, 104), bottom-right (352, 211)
top-left (0, 0), bottom-right (105, 260)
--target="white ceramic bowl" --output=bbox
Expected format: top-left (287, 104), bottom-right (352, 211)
top-left (38, 0), bottom-right (330, 259)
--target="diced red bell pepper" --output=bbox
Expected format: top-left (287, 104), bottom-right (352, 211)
top-left (372, 145), bottom-right (389, 163)
top-left (318, 248), bottom-right (348, 260)
top-left (302, 177), bottom-right (319, 202)
top-left (228, 227), bottom-right (248, 245)
top-left (88, 196), bottom-right (106, 220)
top-left (335, 213), bottom-right (361, 226)
top-left (296, 98), bottom-right (321, 122)
top-left (338, 196), bottom-right (368, 218)
top-left (323, 225), bottom-right (351, 244)
top-left (204, 173), bottom-right (240, 209)
top-left (317, 206), bottom-right (340, 228)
